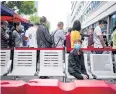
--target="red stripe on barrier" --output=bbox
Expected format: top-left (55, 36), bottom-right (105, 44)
top-left (1, 47), bottom-right (116, 51)
top-left (0, 48), bottom-right (14, 50)
top-left (67, 47), bottom-right (116, 51)
top-left (15, 48), bottom-right (64, 50)
top-left (0, 48), bottom-right (64, 50)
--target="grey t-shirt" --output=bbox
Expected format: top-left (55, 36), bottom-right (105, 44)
top-left (53, 29), bottom-right (65, 48)
top-left (13, 30), bottom-right (22, 47)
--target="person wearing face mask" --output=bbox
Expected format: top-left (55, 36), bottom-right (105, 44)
top-left (68, 40), bottom-right (89, 80)
top-left (93, 20), bottom-right (107, 54)
top-left (12, 22), bottom-right (24, 47)
top-left (1, 21), bottom-right (9, 48)
top-left (71, 20), bottom-right (81, 48)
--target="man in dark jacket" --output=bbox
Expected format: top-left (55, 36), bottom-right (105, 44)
top-left (68, 40), bottom-right (89, 80)
top-left (36, 16), bottom-right (52, 48)
top-left (1, 21), bottom-right (9, 48)
top-left (36, 16), bottom-right (52, 79)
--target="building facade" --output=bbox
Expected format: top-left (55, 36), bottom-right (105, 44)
top-left (70, 1), bottom-right (116, 39)
top-left (65, 13), bottom-right (71, 32)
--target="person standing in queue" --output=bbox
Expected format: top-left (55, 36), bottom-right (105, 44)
top-left (71, 20), bottom-right (81, 48)
top-left (52, 22), bottom-right (65, 48)
top-left (25, 23), bottom-right (38, 48)
top-left (66, 28), bottom-right (72, 53)
top-left (12, 22), bottom-right (24, 47)
top-left (93, 20), bottom-right (107, 54)
top-left (36, 16), bottom-right (52, 78)
top-left (36, 16), bottom-right (52, 48)
top-left (1, 21), bottom-right (9, 48)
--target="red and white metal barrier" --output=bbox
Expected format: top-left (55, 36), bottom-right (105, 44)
top-left (1, 80), bottom-right (115, 94)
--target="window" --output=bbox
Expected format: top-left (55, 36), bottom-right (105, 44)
top-left (110, 13), bottom-right (116, 34)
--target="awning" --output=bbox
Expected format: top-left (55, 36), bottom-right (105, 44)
top-left (1, 14), bottom-right (29, 23)
top-left (1, 4), bottom-right (14, 16)
top-left (1, 5), bottom-right (29, 23)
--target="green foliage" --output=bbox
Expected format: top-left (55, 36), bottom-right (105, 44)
top-left (29, 15), bottom-right (40, 24)
top-left (46, 21), bottom-right (50, 30)
top-left (2, 1), bottom-right (37, 15)
top-left (29, 16), bottom-right (50, 30)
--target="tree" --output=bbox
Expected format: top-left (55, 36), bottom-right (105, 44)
top-left (29, 15), bottom-right (40, 24)
top-left (2, 1), bottom-right (37, 15)
top-left (29, 16), bottom-right (51, 30)
top-left (46, 21), bottom-right (50, 30)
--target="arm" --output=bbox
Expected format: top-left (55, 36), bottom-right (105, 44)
top-left (98, 35), bottom-right (105, 47)
top-left (1, 30), bottom-right (9, 40)
top-left (43, 26), bottom-right (53, 44)
top-left (81, 34), bottom-right (89, 37)
top-left (24, 30), bottom-right (29, 40)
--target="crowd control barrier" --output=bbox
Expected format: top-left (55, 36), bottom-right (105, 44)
top-left (109, 84), bottom-right (116, 93)
top-left (26, 79), bottom-right (116, 94)
top-left (1, 79), bottom-right (116, 94)
top-left (0, 80), bottom-right (26, 94)
top-left (1, 47), bottom-right (116, 51)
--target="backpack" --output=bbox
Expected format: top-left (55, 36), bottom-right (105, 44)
top-left (51, 30), bottom-right (61, 48)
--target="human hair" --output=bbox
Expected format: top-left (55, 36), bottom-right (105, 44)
top-left (57, 22), bottom-right (64, 26)
top-left (1, 20), bottom-right (8, 25)
top-left (74, 39), bottom-right (82, 44)
top-left (72, 20), bottom-right (81, 31)
top-left (99, 20), bottom-right (107, 25)
top-left (14, 22), bottom-right (20, 29)
top-left (91, 28), bottom-right (94, 31)
top-left (40, 16), bottom-right (47, 23)
top-left (68, 28), bottom-right (72, 33)
top-left (77, 39), bottom-right (82, 44)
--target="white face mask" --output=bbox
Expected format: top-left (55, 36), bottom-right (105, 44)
top-left (18, 25), bottom-right (23, 31)
top-left (84, 37), bottom-right (88, 40)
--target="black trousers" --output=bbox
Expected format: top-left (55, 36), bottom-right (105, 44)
top-left (36, 50), bottom-right (40, 71)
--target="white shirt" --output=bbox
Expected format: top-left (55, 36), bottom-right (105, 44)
top-left (93, 25), bottom-right (103, 48)
top-left (25, 26), bottom-right (37, 48)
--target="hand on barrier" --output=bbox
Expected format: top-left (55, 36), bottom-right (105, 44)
top-left (81, 74), bottom-right (88, 80)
